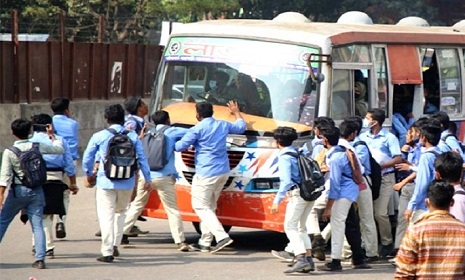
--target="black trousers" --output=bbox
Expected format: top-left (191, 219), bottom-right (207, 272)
top-left (345, 203), bottom-right (365, 265)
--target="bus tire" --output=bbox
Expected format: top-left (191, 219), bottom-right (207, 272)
top-left (192, 222), bottom-right (232, 235)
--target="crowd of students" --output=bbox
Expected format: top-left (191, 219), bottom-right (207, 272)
top-left (1, 97), bottom-right (464, 277)
top-left (271, 109), bottom-right (465, 277)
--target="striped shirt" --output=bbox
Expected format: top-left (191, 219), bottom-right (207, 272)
top-left (395, 210), bottom-right (465, 279)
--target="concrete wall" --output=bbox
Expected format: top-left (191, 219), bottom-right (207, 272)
top-left (0, 98), bottom-right (151, 154)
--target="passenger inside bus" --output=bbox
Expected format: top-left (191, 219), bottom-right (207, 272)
top-left (354, 81), bottom-right (368, 117)
top-left (392, 84), bottom-right (415, 146)
top-left (422, 53), bottom-right (441, 114)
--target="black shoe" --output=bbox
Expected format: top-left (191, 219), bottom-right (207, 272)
top-left (32, 260), bottom-right (46, 269)
top-left (45, 249), bottom-right (54, 259)
top-left (318, 260), bottom-right (342, 271)
top-left (56, 222), bottom-right (66, 239)
top-left (121, 234), bottom-right (129, 245)
top-left (137, 215), bottom-right (147, 222)
top-left (352, 262), bottom-right (372, 269)
top-left (95, 230), bottom-right (101, 237)
top-left (210, 237), bottom-right (233, 254)
top-left (380, 243), bottom-right (394, 258)
top-left (113, 246), bottom-right (119, 257)
top-left (97, 256), bottom-right (114, 263)
top-left (364, 256), bottom-right (380, 263)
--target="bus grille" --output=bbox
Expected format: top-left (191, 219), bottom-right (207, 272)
top-left (180, 150), bottom-right (245, 170)
top-left (182, 171), bottom-right (234, 187)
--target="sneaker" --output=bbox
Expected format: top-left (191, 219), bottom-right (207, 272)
top-left (189, 243), bottom-right (211, 253)
top-left (137, 215), bottom-right (147, 222)
top-left (312, 247), bottom-right (326, 261)
top-left (32, 260), bottom-right (46, 269)
top-left (121, 234), bottom-right (129, 245)
top-left (113, 246), bottom-right (119, 257)
top-left (210, 237), bottom-right (233, 254)
top-left (96, 255), bottom-right (114, 263)
top-left (45, 249), bottom-right (54, 259)
top-left (130, 226), bottom-right (149, 235)
top-left (284, 258), bottom-right (311, 273)
top-left (271, 250), bottom-right (294, 262)
top-left (56, 222), bottom-right (66, 239)
top-left (318, 260), bottom-right (343, 271)
top-left (306, 256), bottom-right (316, 272)
top-left (177, 242), bottom-right (190, 252)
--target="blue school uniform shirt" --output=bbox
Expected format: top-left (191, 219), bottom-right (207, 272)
top-left (149, 125), bottom-right (188, 178)
top-left (174, 117), bottom-right (246, 177)
top-left (326, 145), bottom-right (359, 202)
top-left (359, 128), bottom-right (401, 174)
top-left (53, 114), bottom-right (79, 160)
top-left (30, 132), bottom-right (75, 177)
top-left (273, 146), bottom-right (301, 205)
top-left (352, 136), bottom-right (371, 175)
top-left (82, 124), bottom-right (151, 190)
top-left (407, 146), bottom-right (442, 212)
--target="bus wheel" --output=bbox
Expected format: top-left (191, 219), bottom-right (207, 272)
top-left (192, 222), bottom-right (232, 235)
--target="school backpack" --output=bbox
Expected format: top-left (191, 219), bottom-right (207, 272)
top-left (285, 151), bottom-right (325, 201)
top-left (141, 126), bottom-right (170, 171)
top-left (7, 143), bottom-right (47, 188)
top-left (104, 128), bottom-right (137, 180)
top-left (353, 141), bottom-right (382, 200)
top-left (443, 134), bottom-right (465, 153)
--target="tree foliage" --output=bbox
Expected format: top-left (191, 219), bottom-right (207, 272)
top-left (1, 0), bottom-right (460, 43)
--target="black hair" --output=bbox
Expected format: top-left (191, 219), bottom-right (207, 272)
top-left (214, 71), bottom-right (230, 84)
top-left (104, 104), bottom-right (125, 125)
top-left (431, 111), bottom-right (450, 130)
top-left (51, 97), bottom-right (70, 114)
top-left (434, 152), bottom-right (464, 183)
top-left (196, 102), bottom-right (213, 118)
top-left (273, 126), bottom-right (297, 147)
top-left (31, 114), bottom-right (53, 132)
top-left (151, 110), bottom-right (169, 125)
top-left (314, 116), bottom-right (335, 130)
top-left (11, 118), bottom-right (32, 139)
top-left (321, 126), bottom-right (340, 146)
top-left (344, 116), bottom-right (363, 135)
top-left (448, 121), bottom-right (457, 135)
top-left (367, 108), bottom-right (385, 125)
top-left (420, 118), bottom-right (442, 146)
top-left (427, 180), bottom-right (455, 209)
top-left (413, 117), bottom-right (429, 130)
top-left (339, 120), bottom-right (358, 138)
top-left (123, 97), bottom-right (142, 115)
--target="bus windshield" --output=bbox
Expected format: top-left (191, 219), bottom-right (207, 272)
top-left (154, 36), bottom-right (320, 133)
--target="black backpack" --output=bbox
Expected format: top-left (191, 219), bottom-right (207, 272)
top-left (104, 128), bottom-right (137, 180)
top-left (7, 143), bottom-right (47, 188)
top-left (353, 141), bottom-right (382, 200)
top-left (141, 126), bottom-right (170, 171)
top-left (285, 151), bottom-right (325, 201)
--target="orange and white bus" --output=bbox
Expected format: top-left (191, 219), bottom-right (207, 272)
top-left (145, 12), bottom-right (465, 233)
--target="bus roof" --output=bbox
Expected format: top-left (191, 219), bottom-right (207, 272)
top-left (172, 19), bottom-right (465, 48)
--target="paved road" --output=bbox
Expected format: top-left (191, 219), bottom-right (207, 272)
top-left (0, 177), bottom-right (396, 280)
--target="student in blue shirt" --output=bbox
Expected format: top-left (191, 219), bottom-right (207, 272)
top-left (432, 112), bottom-right (465, 161)
top-left (123, 97), bottom-right (148, 136)
top-left (319, 126), bottom-right (370, 271)
top-left (122, 110), bottom-right (190, 251)
top-left (51, 97), bottom-right (80, 238)
top-left (359, 108), bottom-right (402, 257)
top-left (270, 126), bottom-right (315, 274)
top-left (30, 114), bottom-right (78, 258)
top-left (405, 118), bottom-right (442, 223)
top-left (175, 101), bottom-right (245, 254)
top-left (82, 104), bottom-right (153, 263)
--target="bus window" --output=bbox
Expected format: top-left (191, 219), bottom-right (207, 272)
top-left (331, 69), bottom-right (352, 120)
top-left (422, 49), bottom-right (440, 114)
top-left (374, 47), bottom-right (389, 112)
top-left (332, 45), bottom-right (371, 63)
top-left (436, 48), bottom-right (462, 116)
